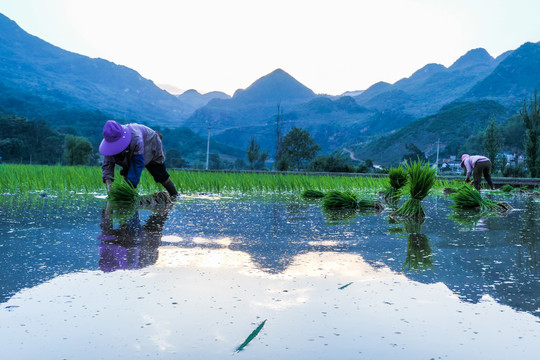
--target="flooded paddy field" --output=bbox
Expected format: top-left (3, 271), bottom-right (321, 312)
top-left (1, 194), bottom-right (539, 359)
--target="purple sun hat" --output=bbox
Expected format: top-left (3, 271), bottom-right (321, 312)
top-left (460, 154), bottom-right (470, 168)
top-left (99, 120), bottom-right (132, 156)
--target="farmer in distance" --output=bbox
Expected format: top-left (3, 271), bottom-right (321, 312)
top-left (460, 154), bottom-right (495, 191)
top-left (99, 120), bottom-right (178, 198)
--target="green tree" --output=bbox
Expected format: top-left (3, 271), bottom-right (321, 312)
top-left (281, 126), bottom-right (321, 171)
top-left (482, 117), bottom-right (502, 171)
top-left (521, 90), bottom-right (540, 177)
top-left (209, 153), bottom-right (221, 170)
top-left (276, 153), bottom-right (292, 171)
top-left (63, 135), bottom-right (93, 165)
top-left (0, 138), bottom-right (24, 162)
top-left (402, 143), bottom-right (426, 163)
top-left (166, 149), bottom-right (188, 168)
top-left (246, 137), bottom-right (260, 171)
top-left (234, 158), bottom-right (248, 170)
top-left (256, 150), bottom-right (269, 170)
top-left (308, 151), bottom-right (355, 172)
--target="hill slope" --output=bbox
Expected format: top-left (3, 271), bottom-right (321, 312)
top-left (463, 42), bottom-right (540, 107)
top-left (351, 100), bottom-right (513, 165)
top-left (0, 13), bottom-right (193, 126)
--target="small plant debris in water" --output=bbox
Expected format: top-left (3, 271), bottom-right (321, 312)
top-left (392, 160), bottom-right (437, 218)
top-left (338, 282), bottom-right (353, 290)
top-left (235, 319), bottom-right (267, 352)
top-left (302, 189), bottom-right (325, 199)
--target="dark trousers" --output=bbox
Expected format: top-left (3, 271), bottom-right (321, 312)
top-left (473, 160), bottom-right (494, 190)
top-left (120, 162), bottom-right (170, 184)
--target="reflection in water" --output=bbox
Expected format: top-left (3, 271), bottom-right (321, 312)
top-left (1, 195), bottom-right (540, 323)
top-left (98, 202), bottom-right (172, 272)
top-left (390, 218), bottom-right (434, 272)
top-left (2, 248), bottom-right (540, 359)
top-left (518, 197), bottom-right (539, 271)
top-left (449, 208), bottom-right (509, 231)
top-left (404, 233), bottom-right (433, 272)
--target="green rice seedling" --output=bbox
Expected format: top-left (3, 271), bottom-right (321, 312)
top-left (388, 166), bottom-right (408, 191)
top-left (442, 187), bottom-right (458, 195)
top-left (392, 160), bottom-right (437, 218)
top-left (322, 190), bottom-right (385, 213)
top-left (322, 190), bottom-right (359, 209)
top-left (450, 184), bottom-right (500, 212)
top-left (235, 319), bottom-right (267, 352)
top-left (382, 165), bottom-right (408, 204)
top-left (454, 186), bottom-right (513, 212)
top-left (108, 179), bottom-right (139, 203)
top-left (302, 189), bottom-right (325, 199)
top-left (4, 164), bottom-right (462, 196)
top-left (501, 184), bottom-right (514, 193)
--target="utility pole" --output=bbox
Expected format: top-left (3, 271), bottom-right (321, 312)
top-left (435, 138), bottom-right (441, 172)
top-left (205, 125), bottom-right (210, 170)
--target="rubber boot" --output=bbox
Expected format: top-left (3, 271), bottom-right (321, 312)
top-left (161, 178), bottom-right (178, 199)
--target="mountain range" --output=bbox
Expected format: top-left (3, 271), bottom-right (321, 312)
top-left (1, 12), bottom-right (539, 165)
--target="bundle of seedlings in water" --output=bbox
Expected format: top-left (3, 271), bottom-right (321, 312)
top-left (442, 187), bottom-right (459, 195)
top-left (322, 190), bottom-right (385, 212)
top-left (392, 160), bottom-right (437, 218)
top-left (450, 184), bottom-right (512, 212)
top-left (382, 166), bottom-right (408, 203)
top-left (301, 189), bottom-right (326, 199)
top-left (501, 184), bottom-right (514, 193)
top-left (108, 179), bottom-right (139, 203)
top-left (108, 179), bottom-right (172, 206)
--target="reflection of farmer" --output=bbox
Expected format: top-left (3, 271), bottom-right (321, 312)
top-left (460, 154), bottom-right (495, 191)
top-left (98, 203), bottom-right (171, 272)
top-left (99, 120), bottom-right (178, 198)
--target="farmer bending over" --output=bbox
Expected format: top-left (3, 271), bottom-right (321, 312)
top-left (460, 154), bottom-right (495, 191)
top-left (99, 120), bottom-right (178, 198)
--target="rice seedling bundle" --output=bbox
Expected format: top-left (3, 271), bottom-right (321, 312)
top-left (382, 165), bottom-right (408, 203)
top-left (388, 166), bottom-right (408, 191)
top-left (392, 160), bottom-right (437, 218)
top-left (301, 189), bottom-right (326, 199)
top-left (108, 180), bottom-right (139, 203)
top-left (450, 184), bottom-right (512, 212)
top-left (322, 190), bottom-right (358, 209)
top-left (322, 190), bottom-right (384, 211)
top-left (501, 184), bottom-right (514, 193)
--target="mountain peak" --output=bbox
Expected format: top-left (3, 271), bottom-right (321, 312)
top-left (232, 68), bottom-right (316, 104)
top-left (450, 48), bottom-right (494, 71)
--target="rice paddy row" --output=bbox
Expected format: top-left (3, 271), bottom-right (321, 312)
top-left (0, 164), bottom-right (458, 196)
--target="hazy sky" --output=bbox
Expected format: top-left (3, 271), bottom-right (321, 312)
top-left (1, 0), bottom-right (539, 95)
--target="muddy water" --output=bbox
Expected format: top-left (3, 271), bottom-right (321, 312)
top-left (0, 194), bottom-right (539, 359)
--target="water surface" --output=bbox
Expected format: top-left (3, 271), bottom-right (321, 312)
top-left (1, 194), bottom-right (539, 359)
